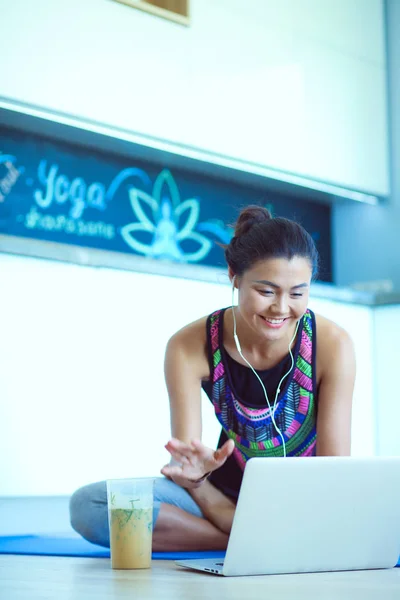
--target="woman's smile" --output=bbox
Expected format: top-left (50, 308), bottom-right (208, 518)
top-left (259, 315), bottom-right (289, 329)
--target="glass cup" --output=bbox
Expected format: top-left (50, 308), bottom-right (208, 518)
top-left (106, 477), bottom-right (154, 569)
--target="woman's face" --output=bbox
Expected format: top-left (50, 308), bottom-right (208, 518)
top-left (233, 256), bottom-right (312, 342)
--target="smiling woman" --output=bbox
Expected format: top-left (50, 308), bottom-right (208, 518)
top-left (70, 204), bottom-right (356, 552)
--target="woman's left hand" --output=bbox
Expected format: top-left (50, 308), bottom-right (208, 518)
top-left (161, 437), bottom-right (235, 488)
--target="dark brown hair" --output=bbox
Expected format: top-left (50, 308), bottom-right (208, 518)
top-left (225, 205), bottom-right (319, 278)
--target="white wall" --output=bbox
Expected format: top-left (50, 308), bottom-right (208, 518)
top-left (0, 0), bottom-right (388, 195)
top-left (373, 305), bottom-right (400, 456)
top-left (0, 253), bottom-right (377, 497)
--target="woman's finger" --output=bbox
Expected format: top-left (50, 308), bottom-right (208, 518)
top-left (164, 447), bottom-right (191, 465)
top-left (190, 438), bottom-right (234, 470)
top-left (190, 439), bottom-right (216, 460)
top-left (165, 439), bottom-right (211, 465)
top-left (161, 463), bottom-right (204, 483)
top-left (190, 439), bottom-right (210, 454)
top-left (214, 439), bottom-right (235, 464)
top-left (166, 438), bottom-right (196, 453)
top-left (160, 464), bottom-right (184, 478)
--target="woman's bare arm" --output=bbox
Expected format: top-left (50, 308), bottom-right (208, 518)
top-left (163, 325), bottom-right (205, 444)
top-left (161, 318), bottom-right (234, 487)
top-left (315, 316), bottom-right (356, 456)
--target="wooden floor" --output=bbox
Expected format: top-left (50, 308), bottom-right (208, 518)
top-left (1, 555), bottom-right (400, 600)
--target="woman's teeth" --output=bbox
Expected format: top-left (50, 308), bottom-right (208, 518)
top-left (264, 318), bottom-right (285, 324)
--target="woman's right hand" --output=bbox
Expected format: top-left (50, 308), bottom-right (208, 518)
top-left (160, 437), bottom-right (235, 488)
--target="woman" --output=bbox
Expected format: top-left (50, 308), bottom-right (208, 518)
top-left (70, 205), bottom-right (356, 552)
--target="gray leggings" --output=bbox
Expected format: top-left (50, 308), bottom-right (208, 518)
top-left (69, 477), bottom-right (203, 548)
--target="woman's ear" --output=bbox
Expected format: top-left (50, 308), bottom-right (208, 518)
top-left (228, 267), bottom-right (236, 287)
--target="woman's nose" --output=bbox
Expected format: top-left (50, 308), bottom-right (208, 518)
top-left (272, 294), bottom-right (288, 314)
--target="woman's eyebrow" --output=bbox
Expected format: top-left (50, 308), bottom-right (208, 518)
top-left (253, 280), bottom-right (309, 290)
top-left (291, 283), bottom-right (309, 289)
top-left (253, 279), bottom-right (279, 288)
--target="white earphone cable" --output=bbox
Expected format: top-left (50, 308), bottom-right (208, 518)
top-left (231, 279), bottom-right (300, 458)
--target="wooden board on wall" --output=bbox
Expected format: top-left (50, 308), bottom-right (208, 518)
top-left (146, 0), bottom-right (188, 17)
top-left (113, 0), bottom-right (190, 26)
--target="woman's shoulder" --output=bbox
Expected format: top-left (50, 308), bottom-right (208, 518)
top-left (166, 312), bottom-right (216, 357)
top-left (166, 314), bottom-right (215, 381)
top-left (171, 315), bottom-right (208, 341)
top-left (314, 312), bottom-right (352, 344)
top-left (169, 308), bottom-right (225, 346)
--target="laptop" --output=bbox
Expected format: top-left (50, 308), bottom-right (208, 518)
top-left (176, 456), bottom-right (400, 576)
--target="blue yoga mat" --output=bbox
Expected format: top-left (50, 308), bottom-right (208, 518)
top-left (0, 535), bottom-right (226, 560)
top-left (0, 535), bottom-right (399, 567)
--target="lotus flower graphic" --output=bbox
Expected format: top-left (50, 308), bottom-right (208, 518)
top-left (121, 169), bottom-right (231, 263)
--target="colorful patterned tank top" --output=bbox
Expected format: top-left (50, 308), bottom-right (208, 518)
top-left (206, 308), bottom-right (318, 470)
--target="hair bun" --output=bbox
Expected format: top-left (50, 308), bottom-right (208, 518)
top-left (234, 205), bottom-right (272, 238)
